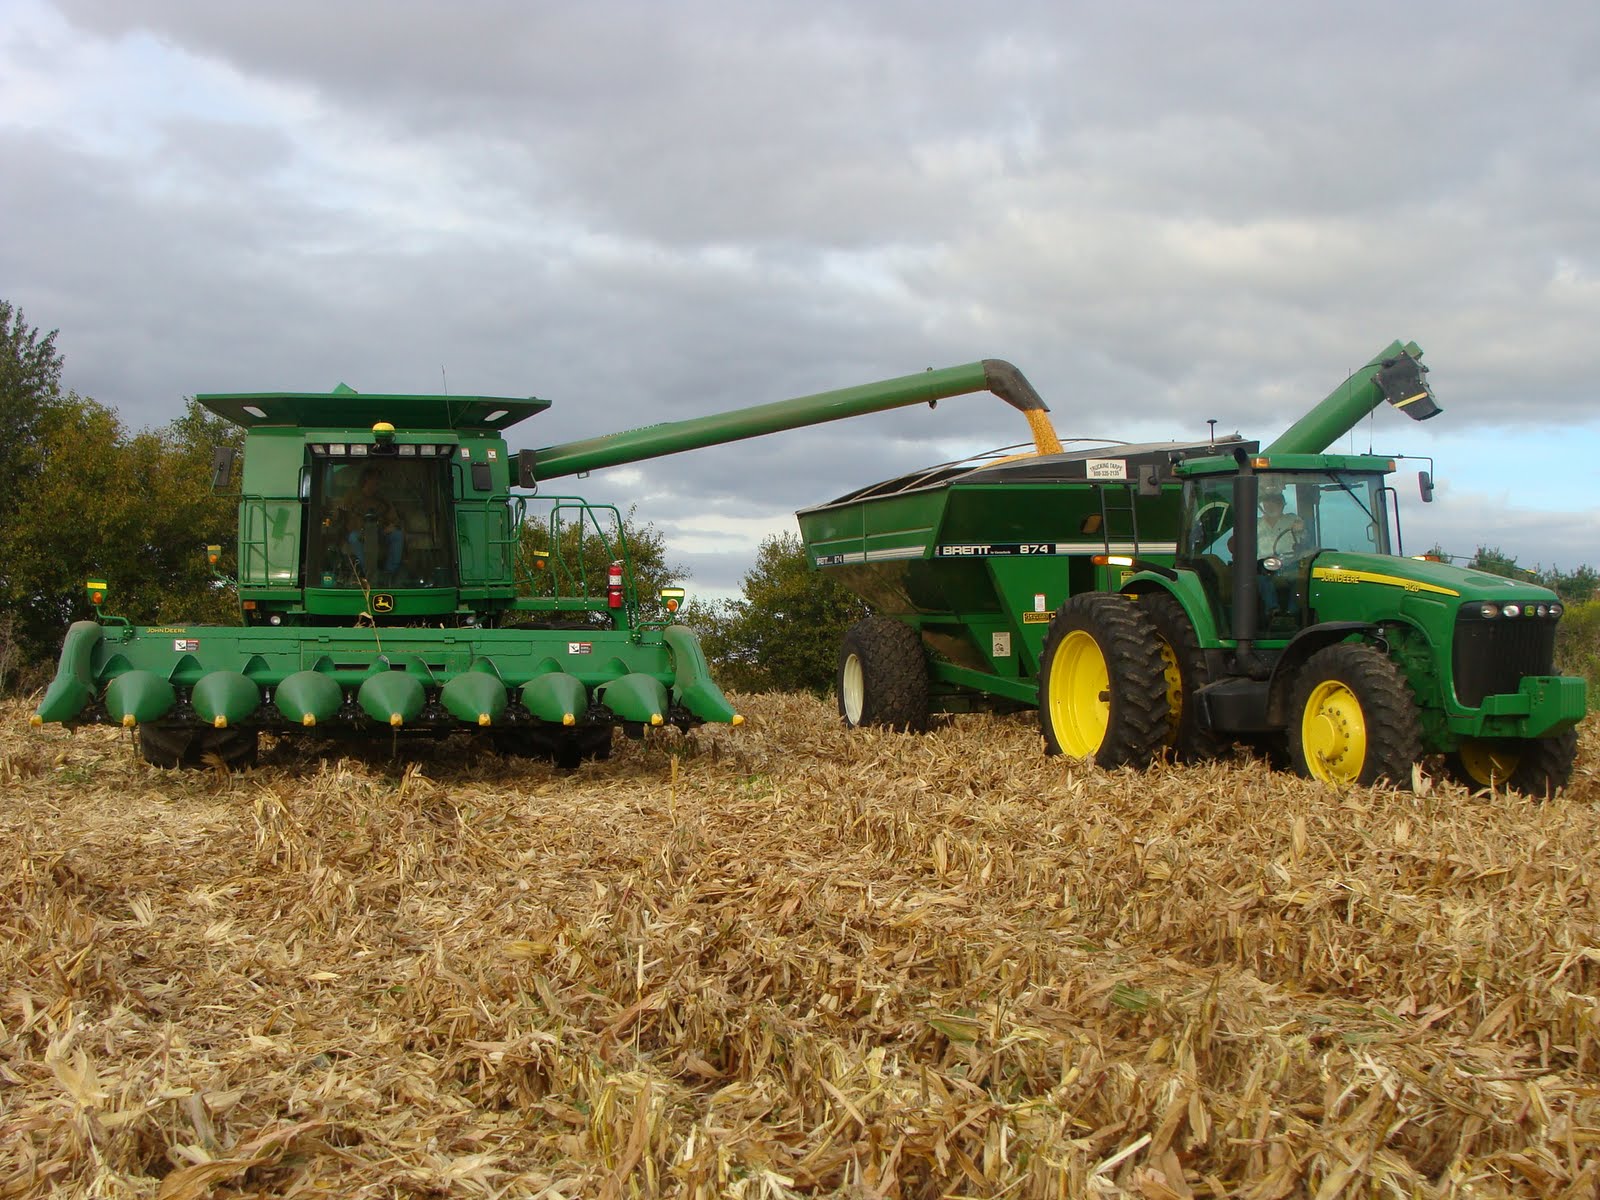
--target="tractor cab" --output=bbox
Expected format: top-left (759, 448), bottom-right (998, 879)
top-left (1176, 455), bottom-right (1397, 637)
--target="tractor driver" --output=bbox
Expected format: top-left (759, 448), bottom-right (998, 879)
top-left (338, 466), bottom-right (405, 580)
top-left (1257, 486), bottom-right (1305, 558)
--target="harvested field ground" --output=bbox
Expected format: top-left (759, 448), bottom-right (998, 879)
top-left (2, 696), bottom-right (1598, 1199)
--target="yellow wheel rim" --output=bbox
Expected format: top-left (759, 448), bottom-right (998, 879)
top-left (1300, 679), bottom-right (1367, 783)
top-left (1156, 637), bottom-right (1183, 747)
top-left (1457, 738), bottom-right (1521, 787)
top-left (1048, 629), bottom-right (1109, 757)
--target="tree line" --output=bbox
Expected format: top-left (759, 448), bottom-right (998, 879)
top-left (2, 299), bottom-right (1596, 696)
top-left (0, 303), bottom-right (239, 689)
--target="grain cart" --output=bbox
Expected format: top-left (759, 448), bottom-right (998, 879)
top-left (32, 364), bottom-right (1063, 769)
top-left (800, 341), bottom-right (1587, 794)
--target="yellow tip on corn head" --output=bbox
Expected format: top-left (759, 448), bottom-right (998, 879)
top-left (477, 714), bottom-right (492, 727)
top-left (562, 714), bottom-right (576, 726)
top-left (29, 713), bottom-right (43, 727)
top-left (389, 714), bottom-right (404, 727)
top-left (650, 714), bottom-right (663, 726)
top-left (302, 714), bottom-right (317, 727)
top-left (213, 716), bottom-right (228, 729)
top-left (122, 714), bottom-right (137, 728)
top-left (731, 714), bottom-right (745, 726)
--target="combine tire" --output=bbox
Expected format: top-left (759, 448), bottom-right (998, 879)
top-left (1138, 591), bottom-right (1222, 762)
top-left (1039, 593), bottom-right (1169, 769)
top-left (196, 727), bottom-right (260, 770)
top-left (837, 616), bottom-right (929, 732)
top-left (137, 722), bottom-right (197, 769)
top-left (1288, 643), bottom-right (1420, 787)
top-left (1445, 730), bottom-right (1578, 798)
top-left (495, 724), bottom-right (613, 770)
top-left (138, 724), bottom-right (259, 770)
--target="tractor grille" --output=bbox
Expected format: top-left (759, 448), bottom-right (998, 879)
top-left (1452, 607), bottom-right (1558, 707)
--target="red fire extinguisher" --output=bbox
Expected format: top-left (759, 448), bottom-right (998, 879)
top-left (607, 560), bottom-right (624, 609)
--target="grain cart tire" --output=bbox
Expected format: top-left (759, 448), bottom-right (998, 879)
top-left (1445, 730), bottom-right (1578, 798)
top-left (1039, 593), bottom-right (1169, 769)
top-left (137, 722), bottom-right (199, 769)
top-left (837, 616), bottom-right (929, 732)
top-left (1288, 643), bottom-right (1421, 787)
top-left (1138, 591), bottom-right (1223, 763)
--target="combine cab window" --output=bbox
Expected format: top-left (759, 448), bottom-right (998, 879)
top-left (306, 458), bottom-right (456, 588)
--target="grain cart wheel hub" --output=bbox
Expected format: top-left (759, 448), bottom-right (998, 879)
top-left (1298, 679), bottom-right (1367, 783)
top-left (840, 651), bottom-right (866, 724)
top-left (1048, 630), bottom-right (1110, 757)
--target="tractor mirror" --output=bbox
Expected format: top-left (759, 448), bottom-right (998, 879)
top-left (517, 449), bottom-right (538, 489)
top-left (1418, 470), bottom-right (1434, 503)
top-left (211, 446), bottom-right (238, 492)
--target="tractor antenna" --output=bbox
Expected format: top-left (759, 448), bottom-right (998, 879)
top-left (1206, 418), bottom-right (1217, 447)
top-left (440, 365), bottom-right (450, 395)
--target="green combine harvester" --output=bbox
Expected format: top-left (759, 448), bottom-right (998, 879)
top-left (31, 365), bottom-right (1060, 768)
top-left (798, 341), bottom-right (1588, 794)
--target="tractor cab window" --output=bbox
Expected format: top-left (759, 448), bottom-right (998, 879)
top-left (306, 457), bottom-right (456, 588)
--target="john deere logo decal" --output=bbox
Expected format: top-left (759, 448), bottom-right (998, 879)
top-left (372, 593), bottom-right (395, 613)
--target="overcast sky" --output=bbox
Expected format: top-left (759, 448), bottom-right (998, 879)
top-left (4, 0), bottom-right (1599, 595)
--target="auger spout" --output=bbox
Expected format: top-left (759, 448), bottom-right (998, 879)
top-left (520, 359), bottom-right (1060, 484)
top-left (1264, 341), bottom-right (1440, 455)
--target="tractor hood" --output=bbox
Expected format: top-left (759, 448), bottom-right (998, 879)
top-left (1305, 551), bottom-right (1564, 609)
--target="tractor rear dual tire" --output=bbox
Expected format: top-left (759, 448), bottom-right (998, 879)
top-left (1039, 593), bottom-right (1170, 769)
top-left (1137, 591), bottom-right (1223, 763)
top-left (837, 616), bottom-right (929, 732)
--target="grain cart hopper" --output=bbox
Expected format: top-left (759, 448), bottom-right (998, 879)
top-left (32, 363), bottom-right (1064, 769)
top-left (801, 341), bottom-right (1588, 794)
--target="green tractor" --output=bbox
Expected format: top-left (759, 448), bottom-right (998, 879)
top-left (31, 364), bottom-right (1062, 768)
top-left (799, 342), bottom-right (1587, 794)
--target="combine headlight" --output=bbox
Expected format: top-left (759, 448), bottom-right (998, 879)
top-left (269, 614), bottom-right (283, 626)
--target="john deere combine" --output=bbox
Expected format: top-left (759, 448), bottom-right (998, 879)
top-left (800, 341), bottom-right (1588, 794)
top-left (32, 364), bottom-right (1059, 768)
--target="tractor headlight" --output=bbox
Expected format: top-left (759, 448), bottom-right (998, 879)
top-left (1502, 603), bottom-right (1521, 618)
top-left (1551, 603), bottom-right (1564, 619)
top-left (1478, 603), bottom-right (1499, 618)
top-left (1536, 604), bottom-right (1548, 617)
top-left (1261, 555), bottom-right (1283, 573)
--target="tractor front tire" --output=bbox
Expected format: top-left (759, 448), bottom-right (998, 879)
top-left (1039, 593), bottom-right (1169, 769)
top-left (1288, 643), bottom-right (1421, 787)
top-left (837, 616), bottom-right (929, 732)
top-left (1138, 591), bottom-right (1222, 763)
top-left (1446, 730), bottom-right (1578, 798)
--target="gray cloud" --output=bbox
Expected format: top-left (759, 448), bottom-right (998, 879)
top-left (6, 0), bottom-right (1599, 593)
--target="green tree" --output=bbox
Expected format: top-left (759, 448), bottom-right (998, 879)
top-left (0, 393), bottom-right (243, 679)
top-left (695, 532), bottom-right (868, 694)
top-left (0, 302), bottom-right (63, 506)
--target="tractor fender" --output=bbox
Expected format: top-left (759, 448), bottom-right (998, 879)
top-left (1264, 621), bottom-right (1374, 725)
top-left (1121, 576), bottom-right (1221, 646)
